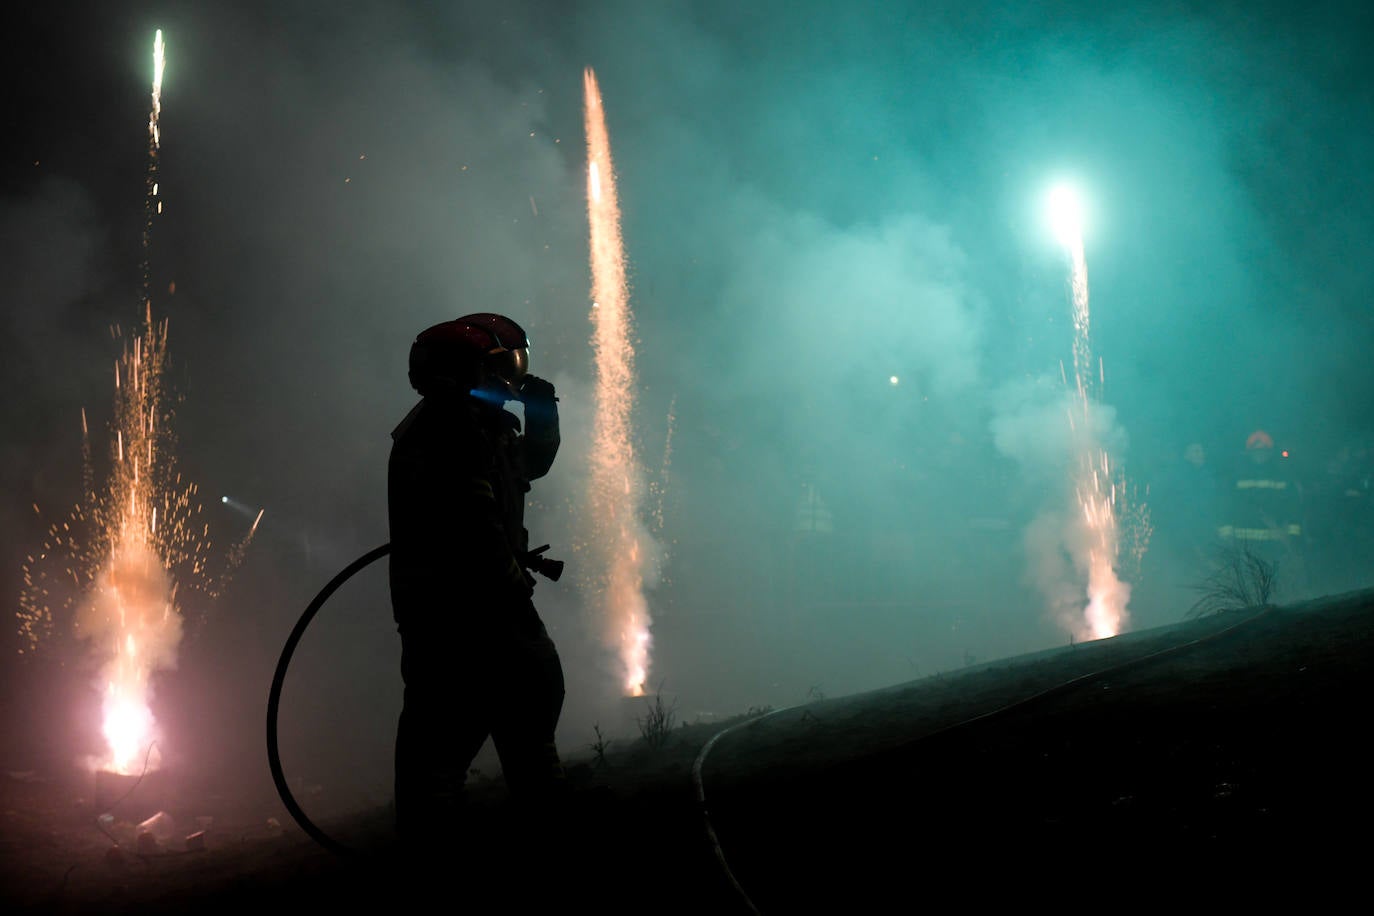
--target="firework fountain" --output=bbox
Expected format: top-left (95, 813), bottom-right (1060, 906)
top-left (17, 32), bottom-right (260, 775)
top-left (582, 68), bottom-right (653, 696)
top-left (1047, 183), bottom-right (1134, 640)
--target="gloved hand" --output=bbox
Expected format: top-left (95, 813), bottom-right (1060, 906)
top-left (519, 374), bottom-right (559, 427)
top-left (518, 374), bottom-right (558, 407)
top-left (517, 374), bottom-right (560, 476)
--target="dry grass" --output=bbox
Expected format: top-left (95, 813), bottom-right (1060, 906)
top-left (1187, 544), bottom-right (1279, 617)
top-left (636, 684), bottom-right (678, 751)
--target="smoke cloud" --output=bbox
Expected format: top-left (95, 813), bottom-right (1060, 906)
top-left (4, 0), bottom-right (1373, 810)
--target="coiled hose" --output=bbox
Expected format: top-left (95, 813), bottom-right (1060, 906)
top-left (265, 543), bottom-right (391, 858)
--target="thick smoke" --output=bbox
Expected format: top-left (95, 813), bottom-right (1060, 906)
top-left (5, 0), bottom-right (1373, 809)
top-left (719, 202), bottom-right (981, 395)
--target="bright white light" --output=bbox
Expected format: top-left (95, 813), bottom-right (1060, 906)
top-left (889, 375), bottom-right (900, 386)
top-left (221, 496), bottom-right (228, 503)
top-left (1046, 182), bottom-right (1086, 251)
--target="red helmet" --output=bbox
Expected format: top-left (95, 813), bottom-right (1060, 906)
top-left (408, 313), bottom-right (530, 397)
top-left (1246, 429), bottom-right (1274, 450)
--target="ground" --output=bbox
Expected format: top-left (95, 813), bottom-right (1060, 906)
top-left (4, 587), bottom-right (1373, 912)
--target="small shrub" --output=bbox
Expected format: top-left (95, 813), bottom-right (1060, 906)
top-left (590, 724), bottom-right (611, 768)
top-left (1187, 544), bottom-right (1278, 617)
top-left (636, 683), bottom-right (677, 750)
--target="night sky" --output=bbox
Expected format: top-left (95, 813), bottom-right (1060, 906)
top-left (4, 0), bottom-right (1372, 802)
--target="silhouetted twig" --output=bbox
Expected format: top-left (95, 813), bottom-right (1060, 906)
top-left (1187, 544), bottom-right (1278, 617)
top-left (636, 682), bottom-right (677, 750)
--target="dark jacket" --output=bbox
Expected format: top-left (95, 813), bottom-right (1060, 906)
top-left (388, 393), bottom-right (559, 637)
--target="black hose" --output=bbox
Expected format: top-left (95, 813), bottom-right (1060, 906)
top-left (693, 605), bottom-right (1274, 913)
top-left (266, 543), bottom-right (391, 857)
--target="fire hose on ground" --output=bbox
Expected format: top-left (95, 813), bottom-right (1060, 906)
top-left (266, 540), bottom-right (561, 857)
top-left (272, 546), bottom-right (1274, 908)
top-left (690, 604), bottom-right (1275, 915)
top-left (266, 543), bottom-right (391, 858)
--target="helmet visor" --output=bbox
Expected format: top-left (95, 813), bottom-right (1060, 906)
top-left (488, 346), bottom-right (529, 391)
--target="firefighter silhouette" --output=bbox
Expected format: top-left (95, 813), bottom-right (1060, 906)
top-left (389, 314), bottom-right (566, 843)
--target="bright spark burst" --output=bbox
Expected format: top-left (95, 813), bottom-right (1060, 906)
top-left (16, 301), bottom-right (261, 773)
top-left (150, 30), bottom-right (165, 150)
top-left (1050, 185), bottom-right (1134, 641)
top-left (17, 32), bottom-right (259, 774)
top-left (583, 68), bottom-right (652, 697)
top-left (1046, 183), bottom-right (1085, 252)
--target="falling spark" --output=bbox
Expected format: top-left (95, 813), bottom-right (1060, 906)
top-left (1049, 184), bottom-right (1132, 641)
top-left (16, 32), bottom-right (259, 774)
top-left (649, 396), bottom-right (677, 537)
top-left (583, 68), bottom-right (652, 696)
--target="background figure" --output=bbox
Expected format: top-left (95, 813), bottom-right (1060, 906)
top-left (1216, 429), bottom-right (1307, 598)
top-left (388, 314), bottom-right (566, 845)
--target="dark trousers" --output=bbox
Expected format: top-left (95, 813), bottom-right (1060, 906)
top-left (394, 619), bottom-right (565, 842)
